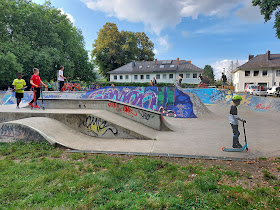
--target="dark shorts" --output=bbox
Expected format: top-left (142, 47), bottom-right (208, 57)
top-left (15, 92), bottom-right (24, 99)
top-left (222, 82), bottom-right (226, 86)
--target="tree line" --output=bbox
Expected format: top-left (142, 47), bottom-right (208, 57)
top-left (0, 0), bottom-right (94, 89)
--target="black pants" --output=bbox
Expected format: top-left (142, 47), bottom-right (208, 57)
top-left (30, 87), bottom-right (40, 105)
top-left (59, 81), bottom-right (64, 91)
top-left (230, 124), bottom-right (240, 146)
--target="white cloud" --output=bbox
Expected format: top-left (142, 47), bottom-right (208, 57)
top-left (82, 0), bottom-right (260, 34)
top-left (182, 31), bottom-right (191, 38)
top-left (211, 59), bottom-right (247, 79)
top-left (153, 48), bottom-right (159, 55)
top-left (58, 8), bottom-right (75, 24)
top-left (235, 0), bottom-right (263, 22)
top-left (158, 35), bottom-right (171, 51)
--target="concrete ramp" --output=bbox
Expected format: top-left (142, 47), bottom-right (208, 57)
top-left (0, 109), bottom-right (159, 140)
top-left (0, 117), bottom-right (155, 152)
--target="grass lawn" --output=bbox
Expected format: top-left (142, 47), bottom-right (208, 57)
top-left (0, 141), bottom-right (279, 209)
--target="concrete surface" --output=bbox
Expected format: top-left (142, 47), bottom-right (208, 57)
top-left (1, 101), bottom-right (280, 159)
top-left (0, 105), bottom-right (158, 140)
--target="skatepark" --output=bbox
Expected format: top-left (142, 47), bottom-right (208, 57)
top-left (1, 87), bottom-right (280, 160)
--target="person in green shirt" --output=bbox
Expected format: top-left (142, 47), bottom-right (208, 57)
top-left (12, 72), bottom-right (27, 109)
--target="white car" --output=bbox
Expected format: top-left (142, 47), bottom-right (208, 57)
top-left (266, 86), bottom-right (280, 96)
top-left (245, 84), bottom-right (260, 95)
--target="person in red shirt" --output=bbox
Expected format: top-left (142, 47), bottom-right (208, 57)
top-left (29, 68), bottom-right (47, 108)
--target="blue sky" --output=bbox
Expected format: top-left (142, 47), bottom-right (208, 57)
top-left (32, 0), bottom-right (280, 78)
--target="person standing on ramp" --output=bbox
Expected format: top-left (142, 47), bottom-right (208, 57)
top-left (28, 68), bottom-right (47, 108)
top-left (12, 72), bottom-right (27, 109)
top-left (58, 66), bottom-right (66, 91)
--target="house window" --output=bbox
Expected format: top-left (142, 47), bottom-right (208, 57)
top-left (276, 70), bottom-right (280, 77)
top-left (160, 65), bottom-right (164, 68)
top-left (156, 74), bottom-right (160, 79)
top-left (170, 65), bottom-right (175, 67)
top-left (245, 71), bottom-right (250, 76)
top-left (193, 73), bottom-right (197, 78)
top-left (140, 75), bottom-right (144, 80)
top-left (179, 73), bottom-right (183, 78)
top-left (186, 73), bottom-right (190, 78)
top-left (120, 75), bottom-right (123, 80)
top-left (114, 75), bottom-right (117, 80)
top-left (146, 75), bottom-right (150, 79)
top-left (262, 71), bottom-right (268, 76)
top-left (254, 71), bottom-right (259, 76)
top-left (169, 74), bottom-right (173, 79)
top-left (125, 75), bottom-right (129, 79)
top-left (163, 74), bottom-right (166, 79)
top-left (134, 75), bottom-right (138, 80)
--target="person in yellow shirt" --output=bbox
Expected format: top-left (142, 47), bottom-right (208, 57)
top-left (12, 72), bottom-right (27, 109)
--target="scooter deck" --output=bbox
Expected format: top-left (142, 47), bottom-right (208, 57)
top-left (222, 145), bottom-right (248, 152)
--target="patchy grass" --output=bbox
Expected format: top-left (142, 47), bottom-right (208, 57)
top-left (0, 141), bottom-right (280, 209)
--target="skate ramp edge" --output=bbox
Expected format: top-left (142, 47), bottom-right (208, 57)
top-left (0, 120), bottom-right (71, 148)
top-left (23, 98), bottom-right (173, 131)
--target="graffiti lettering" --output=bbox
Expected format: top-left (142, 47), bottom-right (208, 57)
top-left (255, 104), bottom-right (271, 110)
top-left (79, 115), bottom-right (118, 137)
top-left (0, 124), bottom-right (26, 138)
top-left (107, 102), bottom-right (137, 117)
top-left (138, 110), bottom-right (154, 120)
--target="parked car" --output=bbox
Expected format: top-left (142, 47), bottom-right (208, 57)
top-left (266, 86), bottom-right (280, 96)
top-left (253, 89), bottom-right (267, 96)
top-left (245, 84), bottom-right (260, 95)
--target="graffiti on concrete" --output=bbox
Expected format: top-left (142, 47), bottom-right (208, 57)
top-left (84, 86), bottom-right (196, 118)
top-left (255, 104), bottom-right (271, 110)
top-left (138, 110), bottom-right (154, 120)
top-left (107, 102), bottom-right (137, 117)
top-left (79, 115), bottom-right (118, 137)
top-left (0, 124), bottom-right (26, 138)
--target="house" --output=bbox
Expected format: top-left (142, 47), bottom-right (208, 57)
top-left (233, 51), bottom-right (280, 92)
top-left (108, 58), bottom-right (204, 84)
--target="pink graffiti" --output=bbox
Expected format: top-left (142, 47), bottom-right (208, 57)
top-left (255, 104), bottom-right (271, 110)
top-left (108, 102), bottom-right (137, 117)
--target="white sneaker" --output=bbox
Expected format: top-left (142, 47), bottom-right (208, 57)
top-left (16, 106), bottom-right (20, 109)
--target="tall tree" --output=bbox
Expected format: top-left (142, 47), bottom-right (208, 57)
top-left (92, 22), bottom-right (155, 80)
top-left (0, 0), bottom-right (95, 88)
top-left (203, 65), bottom-right (215, 84)
top-left (252, 0), bottom-right (280, 38)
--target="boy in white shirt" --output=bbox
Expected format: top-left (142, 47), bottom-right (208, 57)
top-left (58, 66), bottom-right (66, 91)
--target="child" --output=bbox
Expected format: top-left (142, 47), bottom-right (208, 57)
top-left (12, 72), bottom-right (27, 109)
top-left (229, 95), bottom-right (246, 148)
top-left (29, 68), bottom-right (47, 108)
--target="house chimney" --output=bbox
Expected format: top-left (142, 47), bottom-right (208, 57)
top-left (249, 55), bottom-right (254, 60)
top-left (155, 59), bottom-right (157, 65)
top-left (267, 50), bottom-right (270, 60)
top-left (132, 60), bottom-right (135, 67)
top-left (187, 61), bottom-right (191, 64)
top-left (177, 57), bottom-right (179, 65)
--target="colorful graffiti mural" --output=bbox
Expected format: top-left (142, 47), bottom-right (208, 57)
top-left (83, 86), bottom-right (196, 118)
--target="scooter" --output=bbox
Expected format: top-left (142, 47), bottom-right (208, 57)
top-left (222, 121), bottom-right (248, 152)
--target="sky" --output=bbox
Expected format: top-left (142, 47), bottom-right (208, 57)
top-left (31, 0), bottom-right (280, 78)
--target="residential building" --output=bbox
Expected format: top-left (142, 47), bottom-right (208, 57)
top-left (108, 58), bottom-right (203, 84)
top-left (233, 51), bottom-right (280, 92)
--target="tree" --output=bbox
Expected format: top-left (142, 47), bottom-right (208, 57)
top-left (252, 0), bottom-right (280, 38)
top-left (0, 0), bottom-right (95, 88)
top-left (92, 22), bottom-right (155, 80)
top-left (203, 65), bottom-right (215, 84)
